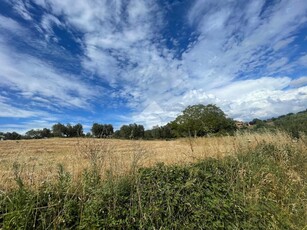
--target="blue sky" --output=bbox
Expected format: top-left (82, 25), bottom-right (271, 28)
top-left (0, 0), bottom-right (306, 133)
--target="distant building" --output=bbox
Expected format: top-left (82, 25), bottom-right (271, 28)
top-left (0, 135), bottom-right (4, 141)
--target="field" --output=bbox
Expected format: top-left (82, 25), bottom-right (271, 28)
top-left (0, 131), bottom-right (305, 190)
top-left (0, 131), bottom-right (306, 229)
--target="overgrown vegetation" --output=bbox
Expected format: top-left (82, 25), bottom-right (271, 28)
top-left (1, 137), bottom-right (306, 229)
top-left (272, 110), bottom-right (307, 138)
top-left (245, 109), bottom-right (307, 138)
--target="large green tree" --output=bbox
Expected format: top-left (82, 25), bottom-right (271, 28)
top-left (119, 124), bottom-right (144, 139)
top-left (25, 128), bottom-right (51, 139)
top-left (144, 125), bottom-right (173, 139)
top-left (170, 104), bottom-right (236, 137)
top-left (52, 123), bottom-right (67, 137)
top-left (65, 123), bottom-right (84, 137)
top-left (52, 123), bottom-right (83, 137)
top-left (91, 123), bottom-right (113, 138)
top-left (3, 132), bottom-right (22, 140)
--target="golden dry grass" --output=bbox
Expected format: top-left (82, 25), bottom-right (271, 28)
top-left (0, 130), bottom-right (306, 190)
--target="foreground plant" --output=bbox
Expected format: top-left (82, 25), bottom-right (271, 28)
top-left (0, 141), bottom-right (306, 229)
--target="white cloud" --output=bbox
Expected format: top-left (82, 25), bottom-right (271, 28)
top-left (0, 15), bottom-right (26, 34)
top-left (273, 37), bottom-right (296, 51)
top-left (0, 16), bottom-right (97, 112)
top-left (290, 76), bottom-right (307, 87)
top-left (1, 0), bottom-right (307, 127)
top-left (40, 13), bottom-right (64, 39)
top-left (41, 0), bottom-right (110, 33)
top-left (210, 77), bottom-right (291, 100)
top-left (215, 78), bottom-right (307, 120)
top-left (15, 2), bottom-right (32, 20)
top-left (132, 76), bottom-right (307, 126)
top-left (0, 120), bottom-right (56, 134)
top-left (131, 101), bottom-right (166, 128)
top-left (0, 97), bottom-right (42, 118)
top-left (298, 54), bottom-right (307, 66)
top-left (0, 49), bottom-right (95, 109)
top-left (267, 57), bottom-right (289, 71)
top-left (183, 0), bottom-right (307, 83)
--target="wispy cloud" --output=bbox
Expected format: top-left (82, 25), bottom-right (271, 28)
top-left (1, 0), bottom-right (307, 130)
top-left (0, 45), bottom-right (95, 109)
top-left (34, 0), bottom-right (307, 124)
top-left (0, 96), bottom-right (43, 118)
top-left (0, 15), bottom-right (96, 115)
top-left (290, 76), bottom-right (307, 87)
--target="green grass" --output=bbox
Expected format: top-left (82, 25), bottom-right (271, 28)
top-left (0, 142), bottom-right (306, 229)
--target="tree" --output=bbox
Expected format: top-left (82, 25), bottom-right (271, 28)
top-left (170, 104), bottom-right (236, 137)
top-left (91, 123), bottom-right (103, 137)
top-left (51, 123), bottom-right (83, 138)
top-left (4, 132), bottom-right (22, 140)
top-left (41, 128), bottom-right (51, 138)
top-left (64, 123), bottom-right (84, 137)
top-left (74, 123), bottom-right (84, 137)
top-left (91, 123), bottom-right (113, 138)
top-left (119, 125), bottom-right (129, 139)
top-left (145, 125), bottom-right (174, 139)
top-left (65, 124), bottom-right (74, 137)
top-left (25, 128), bottom-right (52, 139)
top-left (119, 124), bottom-right (144, 139)
top-left (26, 129), bottom-right (41, 139)
top-left (52, 123), bottom-right (67, 137)
top-left (113, 130), bottom-right (121, 138)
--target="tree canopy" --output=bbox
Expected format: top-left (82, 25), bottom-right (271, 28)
top-left (91, 123), bottom-right (113, 138)
top-left (169, 104), bottom-right (236, 137)
top-left (25, 128), bottom-right (51, 139)
top-left (52, 123), bottom-right (84, 137)
top-left (118, 124), bottom-right (145, 139)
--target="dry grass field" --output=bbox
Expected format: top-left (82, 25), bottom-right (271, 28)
top-left (0, 131), bottom-right (306, 190)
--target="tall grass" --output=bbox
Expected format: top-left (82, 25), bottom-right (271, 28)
top-left (0, 131), bottom-right (306, 229)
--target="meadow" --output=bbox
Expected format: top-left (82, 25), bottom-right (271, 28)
top-left (0, 131), bottom-right (301, 190)
top-left (0, 131), bottom-right (306, 228)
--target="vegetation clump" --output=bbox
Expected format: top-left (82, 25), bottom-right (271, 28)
top-left (0, 140), bottom-right (306, 229)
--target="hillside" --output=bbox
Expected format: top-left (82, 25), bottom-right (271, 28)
top-left (272, 110), bottom-right (307, 137)
top-left (243, 109), bottom-right (307, 138)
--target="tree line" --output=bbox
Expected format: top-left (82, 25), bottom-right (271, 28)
top-left (1, 104), bottom-right (240, 140)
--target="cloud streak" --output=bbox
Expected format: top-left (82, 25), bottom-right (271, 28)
top-left (0, 0), bottom-right (306, 131)
top-left (0, 14), bottom-right (97, 122)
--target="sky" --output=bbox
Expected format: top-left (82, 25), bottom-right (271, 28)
top-left (0, 0), bottom-right (306, 133)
